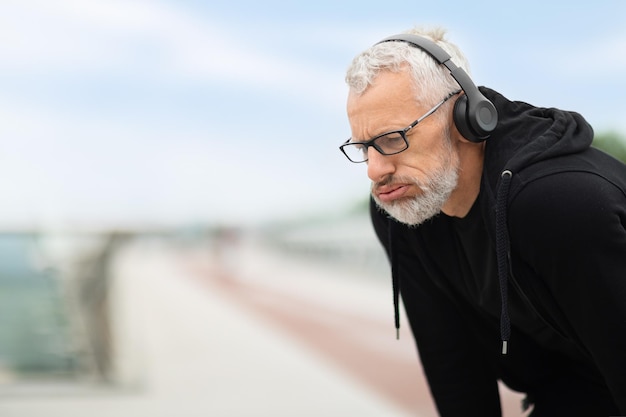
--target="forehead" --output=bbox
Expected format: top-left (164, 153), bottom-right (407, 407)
top-left (347, 69), bottom-right (420, 138)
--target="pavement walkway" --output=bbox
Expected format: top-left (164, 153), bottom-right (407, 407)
top-left (0, 236), bottom-right (527, 416)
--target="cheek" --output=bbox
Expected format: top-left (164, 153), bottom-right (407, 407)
top-left (408, 129), bottom-right (455, 167)
top-left (400, 149), bottom-right (443, 175)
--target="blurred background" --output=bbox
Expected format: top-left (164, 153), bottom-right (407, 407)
top-left (0, 1), bottom-right (624, 416)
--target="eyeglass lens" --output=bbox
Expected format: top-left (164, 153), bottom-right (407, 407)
top-left (342, 131), bottom-right (407, 162)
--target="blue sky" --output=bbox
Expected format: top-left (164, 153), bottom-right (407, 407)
top-left (1, 0), bottom-right (625, 229)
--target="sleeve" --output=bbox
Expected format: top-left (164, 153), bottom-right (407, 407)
top-left (370, 198), bottom-right (503, 416)
top-left (508, 171), bottom-right (626, 413)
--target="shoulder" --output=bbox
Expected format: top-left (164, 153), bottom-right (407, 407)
top-left (508, 169), bottom-right (626, 245)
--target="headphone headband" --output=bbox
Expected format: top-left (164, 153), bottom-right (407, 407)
top-left (378, 34), bottom-right (452, 65)
top-left (376, 34), bottom-right (498, 142)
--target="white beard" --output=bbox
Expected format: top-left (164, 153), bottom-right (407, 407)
top-left (372, 142), bottom-right (459, 227)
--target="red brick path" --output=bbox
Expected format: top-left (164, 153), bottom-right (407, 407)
top-left (189, 252), bottom-right (527, 417)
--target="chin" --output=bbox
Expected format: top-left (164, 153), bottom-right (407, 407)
top-left (374, 196), bottom-right (437, 227)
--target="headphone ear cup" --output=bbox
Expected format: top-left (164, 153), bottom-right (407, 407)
top-left (471, 98), bottom-right (498, 139)
top-left (453, 94), bottom-right (493, 143)
top-left (453, 95), bottom-right (479, 142)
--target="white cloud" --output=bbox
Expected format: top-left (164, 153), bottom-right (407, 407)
top-left (0, 0), bottom-right (346, 110)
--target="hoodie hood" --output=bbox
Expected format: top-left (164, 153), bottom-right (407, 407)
top-left (388, 87), bottom-right (595, 353)
top-left (481, 87), bottom-right (594, 192)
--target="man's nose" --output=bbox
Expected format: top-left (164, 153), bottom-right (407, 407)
top-left (367, 147), bottom-right (395, 183)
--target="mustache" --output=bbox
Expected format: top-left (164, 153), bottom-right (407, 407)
top-left (372, 174), bottom-right (429, 192)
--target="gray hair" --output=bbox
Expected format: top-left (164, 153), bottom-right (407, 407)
top-left (345, 27), bottom-right (470, 118)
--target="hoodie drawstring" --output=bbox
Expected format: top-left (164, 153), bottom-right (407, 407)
top-left (387, 170), bottom-right (512, 350)
top-left (496, 170), bottom-right (512, 354)
top-left (388, 218), bottom-right (401, 339)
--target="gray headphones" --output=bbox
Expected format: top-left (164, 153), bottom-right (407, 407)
top-left (377, 34), bottom-right (498, 142)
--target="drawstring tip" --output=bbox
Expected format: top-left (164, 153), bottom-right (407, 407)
top-left (396, 328), bottom-right (400, 340)
top-left (502, 340), bottom-right (508, 355)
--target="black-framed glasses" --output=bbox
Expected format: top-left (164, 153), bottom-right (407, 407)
top-left (339, 90), bottom-right (461, 163)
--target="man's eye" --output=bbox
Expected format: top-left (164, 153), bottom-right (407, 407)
top-left (377, 133), bottom-right (405, 150)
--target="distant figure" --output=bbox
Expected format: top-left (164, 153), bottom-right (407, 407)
top-left (339, 27), bottom-right (626, 416)
top-left (212, 226), bottom-right (241, 281)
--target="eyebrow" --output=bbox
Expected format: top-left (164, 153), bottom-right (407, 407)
top-left (352, 123), bottom-right (407, 143)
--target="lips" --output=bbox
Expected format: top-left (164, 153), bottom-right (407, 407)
top-left (374, 184), bottom-right (410, 203)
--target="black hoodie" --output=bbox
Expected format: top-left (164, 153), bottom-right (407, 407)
top-left (371, 87), bottom-right (626, 415)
